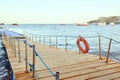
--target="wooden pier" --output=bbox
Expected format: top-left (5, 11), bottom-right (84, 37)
top-left (3, 36), bottom-right (120, 80)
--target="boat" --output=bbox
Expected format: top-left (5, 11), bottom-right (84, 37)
top-left (0, 23), bottom-right (5, 25)
top-left (12, 23), bottom-right (18, 26)
top-left (77, 23), bottom-right (88, 26)
top-left (61, 24), bottom-right (66, 25)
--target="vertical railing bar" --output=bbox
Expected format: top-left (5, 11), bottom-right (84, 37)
top-left (56, 35), bottom-right (58, 49)
top-left (23, 31), bottom-right (24, 36)
top-left (18, 39), bottom-right (21, 63)
top-left (99, 36), bottom-right (102, 60)
top-left (65, 36), bottom-right (67, 51)
top-left (39, 35), bottom-right (41, 44)
top-left (11, 37), bottom-right (13, 49)
top-left (50, 35), bottom-right (51, 47)
top-left (27, 32), bottom-right (28, 38)
top-left (29, 33), bottom-right (32, 40)
top-left (106, 38), bottom-right (112, 63)
top-left (32, 44), bottom-right (35, 77)
top-left (35, 34), bottom-right (37, 43)
top-left (44, 35), bottom-right (45, 45)
top-left (55, 72), bottom-right (60, 80)
top-left (25, 40), bottom-right (28, 73)
top-left (32, 34), bottom-right (34, 42)
top-left (14, 38), bottom-right (16, 57)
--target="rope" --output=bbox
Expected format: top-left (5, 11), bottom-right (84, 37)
top-left (33, 49), bottom-right (55, 77)
top-left (112, 39), bottom-right (120, 44)
top-left (110, 53), bottom-right (120, 62)
top-left (101, 36), bottom-right (111, 40)
top-left (84, 36), bottom-right (98, 38)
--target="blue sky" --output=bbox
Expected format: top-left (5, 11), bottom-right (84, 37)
top-left (0, 0), bottom-right (120, 24)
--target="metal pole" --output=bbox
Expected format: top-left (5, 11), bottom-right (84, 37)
top-left (29, 33), bottom-right (30, 40)
top-left (99, 36), bottom-right (102, 60)
top-left (25, 40), bottom-right (28, 73)
top-left (65, 36), bottom-right (67, 51)
top-left (30, 33), bottom-right (31, 40)
top-left (10, 37), bottom-right (12, 48)
top-left (25, 31), bottom-right (26, 36)
top-left (39, 35), bottom-right (41, 44)
top-left (32, 44), bottom-right (35, 77)
top-left (56, 35), bottom-right (58, 49)
top-left (26, 32), bottom-right (28, 38)
top-left (11, 38), bottom-right (13, 49)
top-left (44, 35), bottom-right (45, 45)
top-left (106, 38), bottom-right (112, 63)
top-left (13, 39), bottom-right (16, 57)
top-left (18, 39), bottom-right (21, 63)
top-left (36, 34), bottom-right (37, 43)
top-left (55, 72), bottom-right (60, 80)
top-left (32, 34), bottom-right (33, 42)
top-left (49, 35), bottom-right (51, 47)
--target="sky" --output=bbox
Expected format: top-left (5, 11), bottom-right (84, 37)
top-left (0, 0), bottom-right (120, 24)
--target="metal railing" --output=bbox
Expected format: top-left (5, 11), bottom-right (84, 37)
top-left (3, 30), bottom-right (120, 80)
top-left (23, 31), bottom-right (120, 64)
top-left (5, 34), bottom-right (59, 80)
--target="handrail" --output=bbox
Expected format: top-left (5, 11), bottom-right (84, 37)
top-left (33, 48), bottom-right (55, 76)
top-left (23, 40), bottom-right (33, 48)
top-left (18, 39), bottom-right (58, 79)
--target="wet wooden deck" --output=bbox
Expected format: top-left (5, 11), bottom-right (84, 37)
top-left (3, 37), bottom-right (120, 80)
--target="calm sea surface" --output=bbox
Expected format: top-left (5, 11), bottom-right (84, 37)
top-left (4, 24), bottom-right (120, 62)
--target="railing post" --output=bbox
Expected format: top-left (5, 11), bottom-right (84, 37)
top-left (55, 72), bottom-right (59, 80)
top-left (10, 37), bottom-right (13, 49)
top-left (32, 34), bottom-right (33, 42)
top-left (44, 35), bottom-right (45, 45)
top-left (49, 35), bottom-right (51, 47)
top-left (24, 31), bottom-right (26, 36)
top-left (65, 36), bottom-right (67, 51)
top-left (106, 38), bottom-right (112, 63)
top-left (30, 33), bottom-right (32, 41)
top-left (18, 39), bottom-right (21, 63)
top-left (29, 33), bottom-right (31, 40)
top-left (11, 37), bottom-right (14, 49)
top-left (13, 39), bottom-right (16, 57)
top-left (32, 44), bottom-right (35, 77)
top-left (24, 31), bottom-right (25, 36)
top-left (25, 40), bottom-right (28, 73)
top-left (35, 34), bottom-right (37, 43)
top-left (26, 32), bottom-right (28, 38)
top-left (56, 35), bottom-right (58, 49)
top-left (39, 35), bottom-right (41, 44)
top-left (99, 36), bottom-right (102, 60)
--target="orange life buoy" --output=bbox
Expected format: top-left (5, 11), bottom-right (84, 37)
top-left (76, 37), bottom-right (90, 53)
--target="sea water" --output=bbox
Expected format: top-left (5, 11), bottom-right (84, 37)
top-left (4, 24), bottom-right (120, 62)
top-left (0, 34), bottom-right (13, 80)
